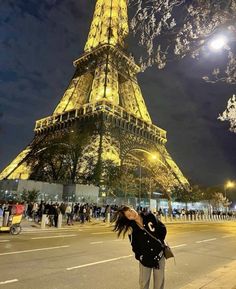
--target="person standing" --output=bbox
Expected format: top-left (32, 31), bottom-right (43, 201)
top-left (113, 205), bottom-right (167, 289)
top-left (0, 205), bottom-right (3, 226)
top-left (65, 204), bottom-right (72, 225)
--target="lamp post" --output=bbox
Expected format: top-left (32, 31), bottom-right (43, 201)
top-left (224, 181), bottom-right (235, 212)
top-left (138, 153), bottom-right (158, 212)
top-left (224, 181), bottom-right (235, 198)
top-left (149, 178), bottom-right (152, 201)
top-left (148, 154), bottom-right (158, 210)
top-left (4, 190), bottom-right (8, 201)
top-left (139, 161), bottom-right (142, 212)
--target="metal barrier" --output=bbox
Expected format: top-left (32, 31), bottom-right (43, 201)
top-left (160, 214), bottom-right (236, 223)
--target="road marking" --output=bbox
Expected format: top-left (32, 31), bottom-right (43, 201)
top-left (67, 255), bottom-right (133, 271)
top-left (222, 235), bottom-right (234, 238)
top-left (0, 279), bottom-right (18, 285)
top-left (91, 232), bottom-right (113, 235)
top-left (0, 240), bottom-right (10, 243)
top-left (196, 238), bottom-right (216, 243)
top-left (90, 241), bottom-right (103, 245)
top-left (23, 229), bottom-right (83, 232)
top-left (0, 245), bottom-right (69, 256)
top-left (176, 230), bottom-right (195, 234)
top-left (31, 234), bottom-right (77, 240)
top-left (172, 244), bottom-right (187, 248)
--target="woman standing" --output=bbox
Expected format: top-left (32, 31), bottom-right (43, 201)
top-left (113, 205), bottom-right (167, 289)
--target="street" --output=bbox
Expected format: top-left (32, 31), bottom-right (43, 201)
top-left (0, 221), bottom-right (235, 289)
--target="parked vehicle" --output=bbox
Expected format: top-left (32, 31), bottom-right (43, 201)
top-left (0, 204), bottom-right (24, 235)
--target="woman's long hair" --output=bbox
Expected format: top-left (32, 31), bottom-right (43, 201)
top-left (112, 205), bottom-right (133, 238)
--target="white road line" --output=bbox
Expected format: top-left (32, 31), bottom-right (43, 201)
top-left (66, 255), bottom-right (133, 271)
top-left (91, 232), bottom-right (113, 235)
top-left (0, 245), bottom-right (69, 256)
top-left (222, 235), bottom-right (234, 238)
top-left (23, 228), bottom-right (83, 233)
top-left (0, 240), bottom-right (10, 243)
top-left (0, 279), bottom-right (18, 285)
top-left (172, 244), bottom-right (187, 248)
top-left (31, 234), bottom-right (77, 240)
top-left (90, 241), bottom-right (104, 245)
top-left (196, 238), bottom-right (216, 243)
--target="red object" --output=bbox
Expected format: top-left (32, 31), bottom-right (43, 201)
top-left (11, 204), bottom-right (25, 215)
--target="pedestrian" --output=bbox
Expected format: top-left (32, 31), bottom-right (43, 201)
top-left (65, 204), bottom-right (72, 225)
top-left (52, 204), bottom-right (59, 227)
top-left (113, 205), bottom-right (167, 289)
top-left (0, 205), bottom-right (3, 226)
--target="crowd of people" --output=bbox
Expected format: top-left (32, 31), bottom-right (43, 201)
top-left (157, 207), bottom-right (236, 219)
top-left (23, 202), bottom-right (120, 227)
top-left (1, 201), bottom-right (235, 228)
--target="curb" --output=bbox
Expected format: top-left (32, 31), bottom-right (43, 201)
top-left (21, 221), bottom-right (111, 232)
top-left (180, 260), bottom-right (236, 289)
top-left (21, 219), bottom-right (235, 232)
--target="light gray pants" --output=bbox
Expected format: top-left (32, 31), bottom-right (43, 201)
top-left (139, 256), bottom-right (165, 289)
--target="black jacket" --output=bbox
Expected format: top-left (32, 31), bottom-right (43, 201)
top-left (129, 213), bottom-right (167, 268)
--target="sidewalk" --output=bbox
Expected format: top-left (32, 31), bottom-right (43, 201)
top-left (180, 260), bottom-right (236, 289)
top-left (21, 217), bottom-right (235, 232)
top-left (21, 218), bottom-right (109, 232)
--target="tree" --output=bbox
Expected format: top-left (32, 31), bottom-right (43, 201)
top-left (198, 185), bottom-right (232, 212)
top-left (218, 94), bottom-right (236, 133)
top-left (129, 0), bottom-right (236, 82)
top-left (21, 189), bottom-right (39, 203)
top-left (102, 164), bottom-right (138, 198)
top-left (172, 187), bottom-right (191, 208)
top-left (142, 176), bottom-right (159, 198)
top-left (28, 129), bottom-right (91, 183)
top-left (61, 130), bottom-right (91, 183)
top-left (101, 160), bottom-right (120, 196)
top-left (172, 184), bottom-right (204, 208)
top-left (117, 166), bottom-right (138, 198)
top-left (211, 192), bottom-right (231, 210)
top-left (151, 165), bottom-right (184, 215)
top-left (202, 186), bottom-right (222, 202)
top-left (128, 1), bottom-right (236, 132)
top-left (28, 142), bottom-right (68, 183)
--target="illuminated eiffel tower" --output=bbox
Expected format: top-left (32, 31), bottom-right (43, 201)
top-left (0, 0), bottom-right (189, 191)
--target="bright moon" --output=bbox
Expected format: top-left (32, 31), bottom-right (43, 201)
top-left (209, 36), bottom-right (227, 51)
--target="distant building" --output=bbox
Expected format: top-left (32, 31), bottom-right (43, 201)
top-left (0, 180), bottom-right (99, 203)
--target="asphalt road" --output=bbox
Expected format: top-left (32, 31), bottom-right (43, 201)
top-left (0, 221), bottom-right (235, 289)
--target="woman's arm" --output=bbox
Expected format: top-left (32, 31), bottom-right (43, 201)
top-left (128, 229), bottom-right (143, 261)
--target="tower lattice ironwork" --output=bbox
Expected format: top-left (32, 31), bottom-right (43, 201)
top-left (0, 0), bottom-right (189, 192)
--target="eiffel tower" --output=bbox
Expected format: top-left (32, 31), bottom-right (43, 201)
top-left (0, 0), bottom-right (189, 192)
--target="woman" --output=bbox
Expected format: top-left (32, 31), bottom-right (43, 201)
top-left (113, 205), bottom-right (167, 289)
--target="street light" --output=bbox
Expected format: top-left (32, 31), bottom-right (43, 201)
top-left (224, 180), bottom-right (235, 198)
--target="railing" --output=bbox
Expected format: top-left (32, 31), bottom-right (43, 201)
top-left (159, 214), bottom-right (236, 223)
top-left (34, 100), bottom-right (167, 140)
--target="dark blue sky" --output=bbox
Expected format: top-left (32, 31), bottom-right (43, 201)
top-left (0, 0), bottom-right (235, 188)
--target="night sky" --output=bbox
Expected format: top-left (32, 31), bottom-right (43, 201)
top-left (0, 0), bottom-right (235, 191)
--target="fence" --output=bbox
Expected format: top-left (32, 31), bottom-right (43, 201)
top-left (159, 213), bottom-right (236, 223)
